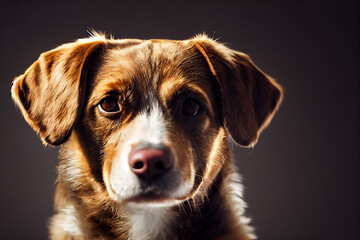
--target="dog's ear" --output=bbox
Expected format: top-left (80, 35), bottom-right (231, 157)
top-left (192, 35), bottom-right (283, 147)
top-left (11, 39), bottom-right (104, 146)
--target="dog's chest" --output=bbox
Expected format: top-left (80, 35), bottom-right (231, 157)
top-left (127, 207), bottom-right (176, 240)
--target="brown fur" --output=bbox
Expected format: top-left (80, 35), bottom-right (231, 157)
top-left (11, 33), bottom-right (282, 240)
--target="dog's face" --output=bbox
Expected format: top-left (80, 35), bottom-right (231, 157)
top-left (88, 40), bottom-right (224, 204)
top-left (11, 34), bottom-right (282, 206)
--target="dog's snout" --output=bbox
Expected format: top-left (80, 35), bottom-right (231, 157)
top-left (129, 148), bottom-right (173, 183)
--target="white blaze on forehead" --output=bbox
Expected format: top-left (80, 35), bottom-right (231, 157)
top-left (131, 103), bottom-right (167, 145)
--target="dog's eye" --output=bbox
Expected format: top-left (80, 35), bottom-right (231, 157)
top-left (99, 96), bottom-right (121, 113)
top-left (181, 98), bottom-right (200, 116)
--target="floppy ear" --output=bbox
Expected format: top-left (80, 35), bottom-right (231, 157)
top-left (11, 38), bottom-right (104, 145)
top-left (192, 35), bottom-right (283, 147)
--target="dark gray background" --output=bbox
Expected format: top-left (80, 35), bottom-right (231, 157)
top-left (0, 1), bottom-right (358, 239)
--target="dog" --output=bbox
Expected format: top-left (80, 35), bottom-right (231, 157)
top-left (11, 33), bottom-right (282, 240)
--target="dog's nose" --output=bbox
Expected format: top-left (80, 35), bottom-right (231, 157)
top-left (128, 148), bottom-right (173, 183)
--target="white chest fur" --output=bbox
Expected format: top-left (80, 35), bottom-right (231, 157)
top-left (127, 205), bottom-right (175, 240)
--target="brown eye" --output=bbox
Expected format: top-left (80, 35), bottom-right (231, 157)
top-left (99, 96), bottom-right (121, 113)
top-left (181, 98), bottom-right (200, 116)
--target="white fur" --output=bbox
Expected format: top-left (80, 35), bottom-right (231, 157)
top-left (130, 103), bottom-right (167, 145)
top-left (51, 205), bottom-right (83, 237)
top-left (126, 205), bottom-right (175, 240)
top-left (229, 172), bottom-right (256, 239)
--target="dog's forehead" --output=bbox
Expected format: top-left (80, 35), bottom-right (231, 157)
top-left (91, 39), bottom-right (212, 103)
top-left (106, 39), bottom-right (189, 61)
top-left (101, 39), bottom-right (194, 80)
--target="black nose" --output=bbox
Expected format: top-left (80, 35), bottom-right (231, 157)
top-left (128, 147), bottom-right (173, 183)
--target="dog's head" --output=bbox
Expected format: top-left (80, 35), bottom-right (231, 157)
top-left (11, 34), bottom-right (282, 206)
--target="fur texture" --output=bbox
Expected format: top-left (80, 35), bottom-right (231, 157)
top-left (11, 33), bottom-right (282, 240)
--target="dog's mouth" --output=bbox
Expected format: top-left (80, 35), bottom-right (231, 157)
top-left (121, 192), bottom-right (195, 209)
top-left (123, 192), bottom-right (178, 204)
top-left (107, 173), bottom-right (194, 206)
top-left (123, 182), bottom-right (193, 203)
